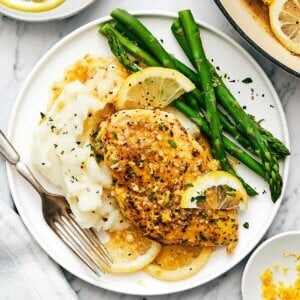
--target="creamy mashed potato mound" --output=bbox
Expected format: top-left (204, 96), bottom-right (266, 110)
top-left (32, 55), bottom-right (130, 231)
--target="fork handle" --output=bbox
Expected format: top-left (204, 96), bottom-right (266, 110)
top-left (0, 130), bottom-right (46, 196)
top-left (16, 162), bottom-right (46, 196)
top-left (0, 130), bottom-right (20, 165)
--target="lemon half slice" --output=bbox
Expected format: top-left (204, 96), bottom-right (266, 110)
top-left (181, 171), bottom-right (249, 210)
top-left (116, 67), bottom-right (195, 110)
top-left (102, 227), bottom-right (161, 273)
top-left (144, 245), bottom-right (212, 281)
top-left (269, 0), bottom-right (300, 54)
top-left (0, 0), bottom-right (64, 12)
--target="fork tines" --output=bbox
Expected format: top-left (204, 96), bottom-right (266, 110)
top-left (49, 211), bottom-right (113, 276)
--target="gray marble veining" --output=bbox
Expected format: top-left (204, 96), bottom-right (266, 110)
top-left (0, 0), bottom-right (299, 299)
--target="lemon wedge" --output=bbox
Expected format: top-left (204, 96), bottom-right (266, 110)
top-left (269, 0), bottom-right (300, 54)
top-left (181, 171), bottom-right (249, 210)
top-left (101, 227), bottom-right (161, 273)
top-left (116, 67), bottom-right (195, 110)
top-left (144, 245), bottom-right (212, 281)
top-left (0, 0), bottom-right (64, 12)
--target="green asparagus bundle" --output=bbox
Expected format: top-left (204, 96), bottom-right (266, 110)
top-left (172, 11), bottom-right (283, 201)
top-left (177, 10), bottom-right (230, 181)
top-left (171, 18), bottom-right (289, 160)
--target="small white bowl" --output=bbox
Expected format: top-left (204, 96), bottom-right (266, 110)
top-left (242, 231), bottom-right (300, 300)
top-left (0, 0), bottom-right (96, 22)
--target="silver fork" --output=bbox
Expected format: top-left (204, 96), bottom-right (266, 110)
top-left (0, 130), bottom-right (113, 276)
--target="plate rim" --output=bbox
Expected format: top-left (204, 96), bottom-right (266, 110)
top-left (6, 11), bottom-right (291, 295)
top-left (241, 231), bottom-right (300, 299)
top-left (214, 0), bottom-right (300, 78)
top-left (0, 0), bottom-right (96, 22)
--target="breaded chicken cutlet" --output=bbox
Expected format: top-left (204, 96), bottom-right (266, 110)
top-left (96, 109), bottom-right (238, 252)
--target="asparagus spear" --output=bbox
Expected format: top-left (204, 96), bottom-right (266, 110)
top-left (176, 10), bottom-right (258, 196)
top-left (212, 72), bottom-right (282, 201)
top-left (171, 18), bottom-right (289, 159)
top-left (249, 114), bottom-right (290, 159)
top-left (211, 68), bottom-right (289, 160)
top-left (176, 11), bottom-right (281, 200)
top-left (178, 10), bottom-right (227, 169)
top-left (111, 9), bottom-right (177, 69)
top-left (184, 93), bottom-right (201, 112)
top-left (105, 26), bottom-right (140, 73)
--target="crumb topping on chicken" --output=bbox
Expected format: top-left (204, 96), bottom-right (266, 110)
top-left (96, 109), bottom-right (238, 252)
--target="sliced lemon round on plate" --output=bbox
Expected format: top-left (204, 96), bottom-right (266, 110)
top-left (102, 227), bottom-right (161, 273)
top-left (269, 0), bottom-right (300, 54)
top-left (181, 171), bottom-right (249, 210)
top-left (144, 245), bottom-right (212, 281)
top-left (116, 67), bottom-right (195, 110)
top-left (0, 0), bottom-right (64, 12)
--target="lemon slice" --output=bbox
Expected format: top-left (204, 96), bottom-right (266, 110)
top-left (181, 171), bottom-right (249, 210)
top-left (144, 245), bottom-right (212, 281)
top-left (102, 227), bottom-right (161, 273)
top-left (0, 0), bottom-right (64, 12)
top-left (116, 67), bottom-right (195, 110)
top-left (269, 0), bottom-right (300, 54)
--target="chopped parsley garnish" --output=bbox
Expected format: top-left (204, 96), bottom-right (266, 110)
top-left (60, 150), bottom-right (64, 155)
top-left (91, 131), bottom-right (98, 138)
top-left (186, 183), bottom-right (194, 187)
top-left (95, 154), bottom-right (103, 163)
top-left (243, 222), bottom-right (249, 229)
top-left (128, 171), bottom-right (137, 178)
top-left (112, 131), bottom-right (118, 140)
top-left (167, 140), bottom-right (177, 148)
top-left (210, 218), bottom-right (219, 223)
top-left (165, 201), bottom-right (172, 207)
top-left (242, 77), bottom-right (253, 84)
top-left (202, 212), bottom-right (208, 218)
top-left (158, 123), bottom-right (169, 131)
top-left (199, 232), bottom-right (207, 241)
top-left (40, 112), bottom-right (46, 119)
top-left (191, 195), bottom-right (206, 202)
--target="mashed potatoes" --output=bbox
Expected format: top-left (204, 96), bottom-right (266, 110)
top-left (32, 55), bottom-right (130, 231)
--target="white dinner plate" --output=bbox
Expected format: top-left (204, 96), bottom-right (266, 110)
top-left (242, 231), bottom-right (300, 300)
top-left (0, 0), bottom-right (96, 22)
top-left (7, 12), bottom-right (290, 295)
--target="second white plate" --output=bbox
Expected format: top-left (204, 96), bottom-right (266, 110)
top-left (0, 0), bottom-right (96, 22)
top-left (7, 12), bottom-right (290, 295)
top-left (242, 231), bottom-right (300, 300)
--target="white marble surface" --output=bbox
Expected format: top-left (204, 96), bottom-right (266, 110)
top-left (0, 0), bottom-right (299, 299)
